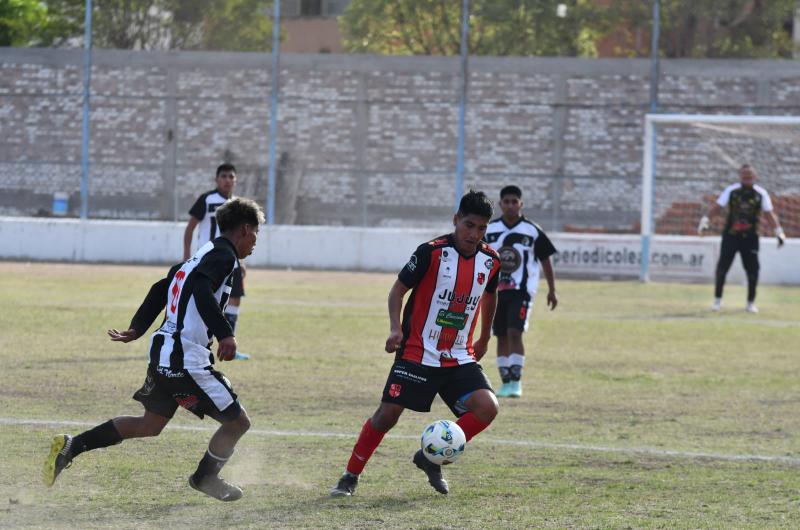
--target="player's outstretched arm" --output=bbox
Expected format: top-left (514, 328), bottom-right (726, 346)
top-left (473, 291), bottom-right (497, 361)
top-left (111, 267), bottom-right (178, 343)
top-left (108, 328), bottom-right (140, 342)
top-left (385, 280), bottom-right (409, 353)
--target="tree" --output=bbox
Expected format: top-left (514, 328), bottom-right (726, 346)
top-left (603, 0), bottom-right (795, 58)
top-left (342, 0), bottom-right (795, 59)
top-left (16, 0), bottom-right (275, 51)
top-left (0, 0), bottom-right (49, 46)
top-left (341, 0), bottom-right (604, 57)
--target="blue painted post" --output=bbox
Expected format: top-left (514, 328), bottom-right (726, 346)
top-left (80, 0), bottom-right (93, 219)
top-left (454, 0), bottom-right (470, 210)
top-left (640, 0), bottom-right (660, 282)
top-left (266, 0), bottom-right (281, 225)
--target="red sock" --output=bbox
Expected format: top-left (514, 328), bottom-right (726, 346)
top-left (456, 412), bottom-right (490, 442)
top-left (345, 419), bottom-right (386, 475)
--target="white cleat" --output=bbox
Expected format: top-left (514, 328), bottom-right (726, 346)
top-left (710, 299), bottom-right (721, 312)
top-left (746, 302), bottom-right (759, 314)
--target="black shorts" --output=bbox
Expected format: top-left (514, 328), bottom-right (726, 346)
top-left (381, 359), bottom-right (493, 417)
top-left (492, 290), bottom-right (532, 335)
top-left (231, 267), bottom-right (245, 298)
top-left (133, 364), bottom-right (241, 422)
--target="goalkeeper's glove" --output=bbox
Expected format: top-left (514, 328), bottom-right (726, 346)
top-left (697, 215), bottom-right (710, 235)
top-left (775, 226), bottom-right (786, 248)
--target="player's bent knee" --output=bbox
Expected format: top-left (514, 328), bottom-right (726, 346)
top-left (237, 411), bottom-right (251, 433)
top-left (467, 389), bottom-right (499, 424)
top-left (372, 403), bottom-right (403, 432)
top-left (141, 412), bottom-right (170, 437)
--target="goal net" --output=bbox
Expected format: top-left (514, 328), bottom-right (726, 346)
top-left (640, 114), bottom-right (800, 281)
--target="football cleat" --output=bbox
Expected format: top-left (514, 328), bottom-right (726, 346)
top-left (710, 299), bottom-right (722, 312)
top-left (507, 380), bottom-right (523, 398)
top-left (43, 434), bottom-right (73, 487)
top-left (495, 383), bottom-right (512, 398)
top-left (413, 449), bottom-right (449, 495)
top-left (330, 472), bottom-right (359, 497)
top-left (746, 302), bottom-right (759, 314)
top-left (189, 474), bottom-right (243, 501)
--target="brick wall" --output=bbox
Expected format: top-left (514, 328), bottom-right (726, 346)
top-left (1, 49), bottom-right (798, 230)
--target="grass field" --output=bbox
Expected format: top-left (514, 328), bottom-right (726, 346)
top-left (1, 261), bottom-right (799, 529)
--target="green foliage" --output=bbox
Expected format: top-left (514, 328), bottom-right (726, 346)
top-left (603, 0), bottom-right (795, 58)
top-left (341, 0), bottom-right (603, 57)
top-left (342, 0), bottom-right (796, 58)
top-left (0, 0), bottom-right (49, 46)
top-left (8, 0), bottom-right (275, 50)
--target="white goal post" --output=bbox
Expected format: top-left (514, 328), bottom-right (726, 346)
top-left (640, 113), bottom-right (800, 282)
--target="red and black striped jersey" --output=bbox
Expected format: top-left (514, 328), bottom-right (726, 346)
top-left (397, 234), bottom-right (500, 368)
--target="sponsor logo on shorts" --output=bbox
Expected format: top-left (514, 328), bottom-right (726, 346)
top-left (392, 368), bottom-right (427, 383)
top-left (389, 384), bottom-right (402, 398)
top-left (519, 306), bottom-right (527, 320)
top-left (140, 375), bottom-right (155, 396)
top-left (156, 366), bottom-right (185, 378)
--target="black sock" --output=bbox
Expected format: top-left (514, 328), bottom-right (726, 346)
top-left (225, 312), bottom-right (238, 333)
top-left (509, 365), bottom-right (523, 382)
top-left (193, 450), bottom-right (229, 481)
top-left (498, 367), bottom-right (511, 384)
top-left (72, 420), bottom-right (122, 457)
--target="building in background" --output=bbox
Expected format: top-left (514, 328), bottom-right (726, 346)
top-left (282, 0), bottom-right (351, 53)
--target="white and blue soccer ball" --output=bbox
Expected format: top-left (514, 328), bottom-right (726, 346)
top-left (420, 420), bottom-right (466, 465)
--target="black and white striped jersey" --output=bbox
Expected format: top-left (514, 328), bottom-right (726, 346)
top-left (133, 238), bottom-right (239, 370)
top-left (485, 217), bottom-right (556, 295)
top-left (189, 189), bottom-right (231, 247)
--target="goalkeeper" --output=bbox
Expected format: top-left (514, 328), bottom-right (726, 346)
top-left (697, 164), bottom-right (785, 313)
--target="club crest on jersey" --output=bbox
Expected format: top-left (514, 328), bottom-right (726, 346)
top-left (389, 384), bottom-right (402, 398)
top-left (477, 272), bottom-right (485, 285)
top-left (484, 258), bottom-right (494, 270)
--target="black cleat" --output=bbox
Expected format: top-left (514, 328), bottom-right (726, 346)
top-left (43, 434), bottom-right (74, 486)
top-left (413, 449), bottom-right (449, 494)
top-left (189, 474), bottom-right (243, 502)
top-left (330, 472), bottom-right (359, 497)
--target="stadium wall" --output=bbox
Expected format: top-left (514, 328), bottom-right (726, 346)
top-left (2, 48), bottom-right (800, 230)
top-left (2, 217), bottom-right (798, 285)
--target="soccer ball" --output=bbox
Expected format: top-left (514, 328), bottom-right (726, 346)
top-left (420, 420), bottom-right (466, 465)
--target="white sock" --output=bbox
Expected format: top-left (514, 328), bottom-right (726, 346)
top-left (225, 305), bottom-right (240, 316)
top-left (496, 356), bottom-right (511, 368)
top-left (508, 353), bottom-right (525, 367)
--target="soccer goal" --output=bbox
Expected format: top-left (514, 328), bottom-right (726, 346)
top-left (639, 113), bottom-right (800, 282)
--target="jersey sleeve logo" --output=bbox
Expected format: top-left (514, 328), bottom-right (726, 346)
top-left (405, 255), bottom-right (418, 272)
